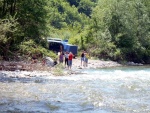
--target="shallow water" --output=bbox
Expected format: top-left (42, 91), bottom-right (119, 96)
top-left (0, 66), bottom-right (150, 113)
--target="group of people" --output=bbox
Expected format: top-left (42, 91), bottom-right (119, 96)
top-left (58, 51), bottom-right (74, 69)
top-left (57, 50), bottom-right (89, 69)
top-left (81, 51), bottom-right (89, 67)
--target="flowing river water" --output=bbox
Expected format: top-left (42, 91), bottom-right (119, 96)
top-left (0, 66), bottom-right (150, 113)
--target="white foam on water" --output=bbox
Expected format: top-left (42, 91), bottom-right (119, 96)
top-left (0, 67), bottom-right (150, 113)
top-left (45, 69), bottom-right (150, 83)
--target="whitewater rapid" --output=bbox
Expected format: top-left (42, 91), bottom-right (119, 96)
top-left (0, 66), bottom-right (150, 113)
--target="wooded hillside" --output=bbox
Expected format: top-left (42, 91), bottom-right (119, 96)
top-left (0, 0), bottom-right (150, 63)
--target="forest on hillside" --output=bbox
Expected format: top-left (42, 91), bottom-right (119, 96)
top-left (0, 0), bottom-right (150, 63)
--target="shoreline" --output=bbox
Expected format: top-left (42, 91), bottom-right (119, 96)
top-left (72, 58), bottom-right (122, 69)
top-left (0, 58), bottom-right (122, 78)
top-left (1, 57), bottom-right (146, 72)
top-left (0, 58), bottom-right (149, 78)
top-left (0, 58), bottom-right (122, 71)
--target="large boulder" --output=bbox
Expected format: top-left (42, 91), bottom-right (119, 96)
top-left (45, 57), bottom-right (54, 66)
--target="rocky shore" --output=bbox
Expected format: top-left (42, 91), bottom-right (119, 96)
top-left (0, 58), bottom-right (122, 79)
top-left (72, 58), bottom-right (122, 69)
top-left (0, 57), bottom-right (122, 71)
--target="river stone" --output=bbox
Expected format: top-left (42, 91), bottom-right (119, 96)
top-left (45, 57), bottom-right (54, 66)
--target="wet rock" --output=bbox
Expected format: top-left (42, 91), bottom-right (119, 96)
top-left (127, 62), bottom-right (143, 66)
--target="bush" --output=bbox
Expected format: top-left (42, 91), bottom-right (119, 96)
top-left (19, 40), bottom-right (57, 60)
top-left (52, 63), bottom-right (65, 76)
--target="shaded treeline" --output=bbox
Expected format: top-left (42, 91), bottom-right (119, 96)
top-left (0, 0), bottom-right (149, 63)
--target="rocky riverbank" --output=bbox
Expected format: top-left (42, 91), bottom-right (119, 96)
top-left (0, 58), bottom-right (122, 78)
top-left (0, 57), bottom-right (122, 70)
top-left (0, 58), bottom-right (121, 92)
top-left (72, 58), bottom-right (122, 69)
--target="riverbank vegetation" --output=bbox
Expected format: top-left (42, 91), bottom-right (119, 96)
top-left (0, 0), bottom-right (150, 64)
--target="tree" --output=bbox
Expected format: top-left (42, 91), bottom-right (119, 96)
top-left (17, 0), bottom-right (50, 43)
top-left (87, 0), bottom-right (117, 59)
top-left (0, 0), bottom-right (17, 18)
top-left (78, 0), bottom-right (96, 17)
top-left (0, 16), bottom-right (19, 60)
top-left (89, 0), bottom-right (150, 63)
top-left (66, 0), bottom-right (80, 7)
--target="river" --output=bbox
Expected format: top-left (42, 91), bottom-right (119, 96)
top-left (0, 66), bottom-right (150, 113)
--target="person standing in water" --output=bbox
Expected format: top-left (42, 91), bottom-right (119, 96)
top-left (68, 52), bottom-right (73, 69)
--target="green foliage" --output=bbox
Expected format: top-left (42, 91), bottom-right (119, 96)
top-left (113, 49), bottom-right (122, 61)
top-left (52, 63), bottom-right (65, 76)
top-left (17, 0), bottom-right (49, 41)
top-left (0, 0), bottom-right (17, 18)
top-left (66, 0), bottom-right (80, 7)
top-left (89, 0), bottom-right (150, 63)
top-left (0, 15), bottom-right (21, 60)
top-left (19, 40), bottom-right (57, 59)
top-left (0, 17), bottom-right (18, 44)
top-left (48, 0), bottom-right (84, 29)
top-left (78, 0), bottom-right (96, 16)
top-left (0, 0), bottom-right (150, 64)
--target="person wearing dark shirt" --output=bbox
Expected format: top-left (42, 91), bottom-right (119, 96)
top-left (64, 51), bottom-right (69, 68)
top-left (81, 51), bottom-right (85, 66)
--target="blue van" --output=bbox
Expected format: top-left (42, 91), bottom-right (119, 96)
top-left (47, 38), bottom-right (78, 57)
top-left (64, 44), bottom-right (78, 57)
